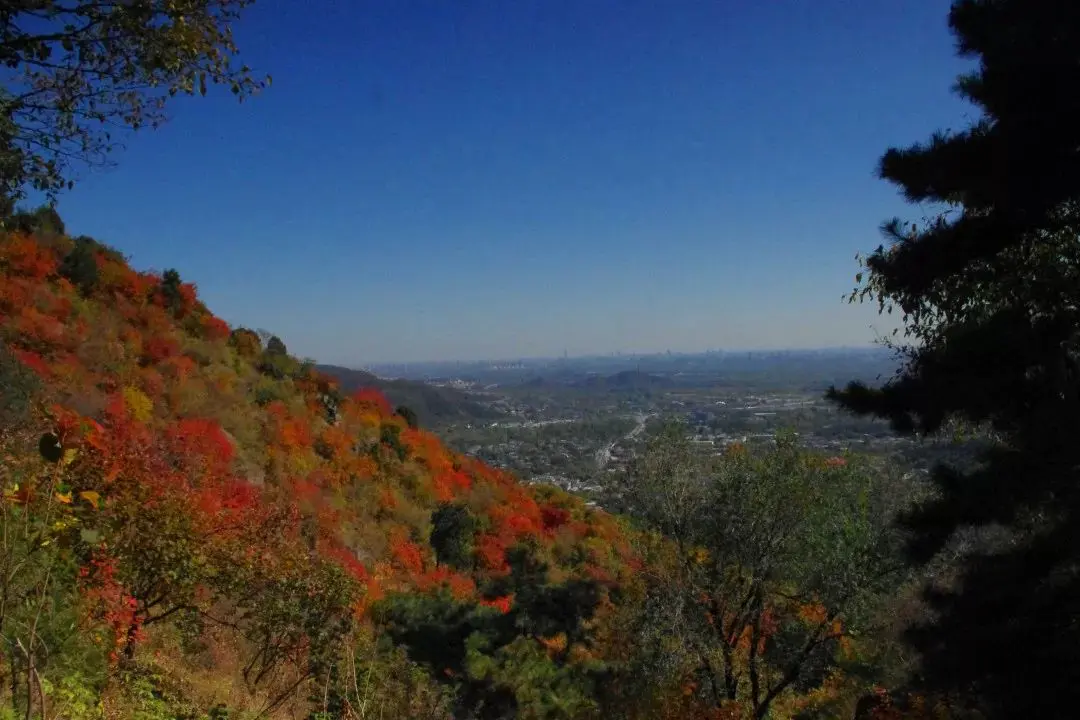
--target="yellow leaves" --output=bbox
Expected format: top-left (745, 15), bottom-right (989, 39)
top-left (61, 447), bottom-right (78, 467)
top-left (53, 518), bottom-right (74, 531)
top-left (55, 491), bottom-right (73, 504)
top-left (690, 547), bottom-right (711, 565)
top-left (122, 385), bottom-right (154, 423)
top-left (80, 490), bottom-right (101, 509)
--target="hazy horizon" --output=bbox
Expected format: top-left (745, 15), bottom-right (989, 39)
top-left (52, 0), bottom-right (964, 363)
top-left (335, 342), bottom-right (897, 372)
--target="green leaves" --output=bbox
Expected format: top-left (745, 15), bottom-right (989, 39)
top-left (430, 502), bottom-right (478, 570)
top-left (0, 0), bottom-right (268, 200)
top-left (606, 428), bottom-right (904, 715)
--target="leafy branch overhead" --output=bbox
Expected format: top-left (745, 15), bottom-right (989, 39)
top-left (0, 0), bottom-right (269, 199)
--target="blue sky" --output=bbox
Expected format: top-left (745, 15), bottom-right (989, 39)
top-left (53, 0), bottom-right (971, 365)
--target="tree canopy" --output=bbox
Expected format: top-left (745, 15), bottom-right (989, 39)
top-left (0, 0), bottom-right (268, 200)
top-left (830, 1), bottom-right (1080, 716)
top-left (604, 425), bottom-right (908, 719)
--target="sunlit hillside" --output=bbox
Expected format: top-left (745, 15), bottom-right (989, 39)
top-left (0, 220), bottom-right (650, 719)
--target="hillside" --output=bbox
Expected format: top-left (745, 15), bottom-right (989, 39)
top-left (0, 228), bottom-right (649, 719)
top-left (317, 364), bottom-right (500, 427)
top-left (0, 226), bottom-right (916, 719)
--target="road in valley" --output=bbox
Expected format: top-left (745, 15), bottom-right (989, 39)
top-left (595, 413), bottom-right (653, 469)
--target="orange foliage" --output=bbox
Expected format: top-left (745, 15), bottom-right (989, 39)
top-left (797, 601), bottom-right (829, 626)
top-left (201, 315), bottom-right (231, 341)
top-left (418, 567), bottom-right (476, 600)
top-left (351, 387), bottom-right (393, 417)
top-left (278, 416), bottom-right (314, 450)
top-left (390, 533), bottom-right (425, 575)
top-left (0, 233), bottom-right (58, 278)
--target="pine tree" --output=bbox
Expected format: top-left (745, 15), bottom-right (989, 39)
top-left (829, 1), bottom-right (1080, 716)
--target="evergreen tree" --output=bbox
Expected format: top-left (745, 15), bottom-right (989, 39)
top-left (829, 2), bottom-right (1080, 716)
top-left (266, 335), bottom-right (288, 356)
top-left (161, 268), bottom-right (184, 312)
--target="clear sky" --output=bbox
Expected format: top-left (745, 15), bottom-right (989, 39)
top-left (52, 0), bottom-right (972, 365)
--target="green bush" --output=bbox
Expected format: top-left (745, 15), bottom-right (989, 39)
top-left (430, 503), bottom-right (477, 570)
top-left (0, 340), bottom-right (40, 428)
top-left (59, 236), bottom-right (101, 295)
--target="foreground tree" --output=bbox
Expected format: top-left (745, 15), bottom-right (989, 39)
top-left (604, 425), bottom-right (907, 719)
top-left (0, 0), bottom-right (268, 200)
top-left (830, 1), bottom-right (1080, 716)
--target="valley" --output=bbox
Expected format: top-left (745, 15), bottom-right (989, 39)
top-left (330, 348), bottom-right (953, 497)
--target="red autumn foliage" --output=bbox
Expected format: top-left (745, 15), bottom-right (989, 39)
top-left (390, 535), bottom-right (425, 575)
top-left (351, 387), bottom-right (393, 417)
top-left (325, 544), bottom-right (371, 583)
top-left (142, 335), bottom-right (180, 363)
top-left (78, 550), bottom-right (141, 663)
top-left (159, 354), bottom-right (197, 382)
top-left (1, 234), bottom-right (58, 279)
top-left (178, 283), bottom-right (198, 312)
top-left (0, 276), bottom-right (32, 311)
top-left (541, 505), bottom-right (572, 532)
top-left (277, 416), bottom-right (314, 450)
top-left (476, 533), bottom-right (510, 574)
top-left (201, 315), bottom-right (231, 341)
top-left (12, 348), bottom-right (52, 378)
top-left (14, 306), bottom-right (68, 350)
top-left (479, 594), bottom-right (514, 614)
top-left (418, 566), bottom-right (476, 600)
top-left (165, 418), bottom-right (235, 474)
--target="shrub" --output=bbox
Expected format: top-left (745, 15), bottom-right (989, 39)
top-left (396, 404), bottom-right (419, 429)
top-left (228, 327), bottom-right (262, 359)
top-left (0, 341), bottom-right (40, 428)
top-left (59, 236), bottom-right (100, 295)
top-left (430, 503), bottom-right (477, 571)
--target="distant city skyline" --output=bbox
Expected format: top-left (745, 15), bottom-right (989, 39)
top-left (52, 1), bottom-right (966, 363)
top-left (353, 343), bottom-right (896, 372)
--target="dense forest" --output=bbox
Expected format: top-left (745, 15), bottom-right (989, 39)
top-left (1, 0), bottom-right (1078, 718)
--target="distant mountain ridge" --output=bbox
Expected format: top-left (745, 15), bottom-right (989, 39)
top-left (317, 363), bottom-right (501, 426)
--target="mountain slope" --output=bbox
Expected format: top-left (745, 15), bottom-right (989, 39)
top-left (0, 229), bottom-right (645, 719)
top-left (317, 363), bottom-right (500, 426)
